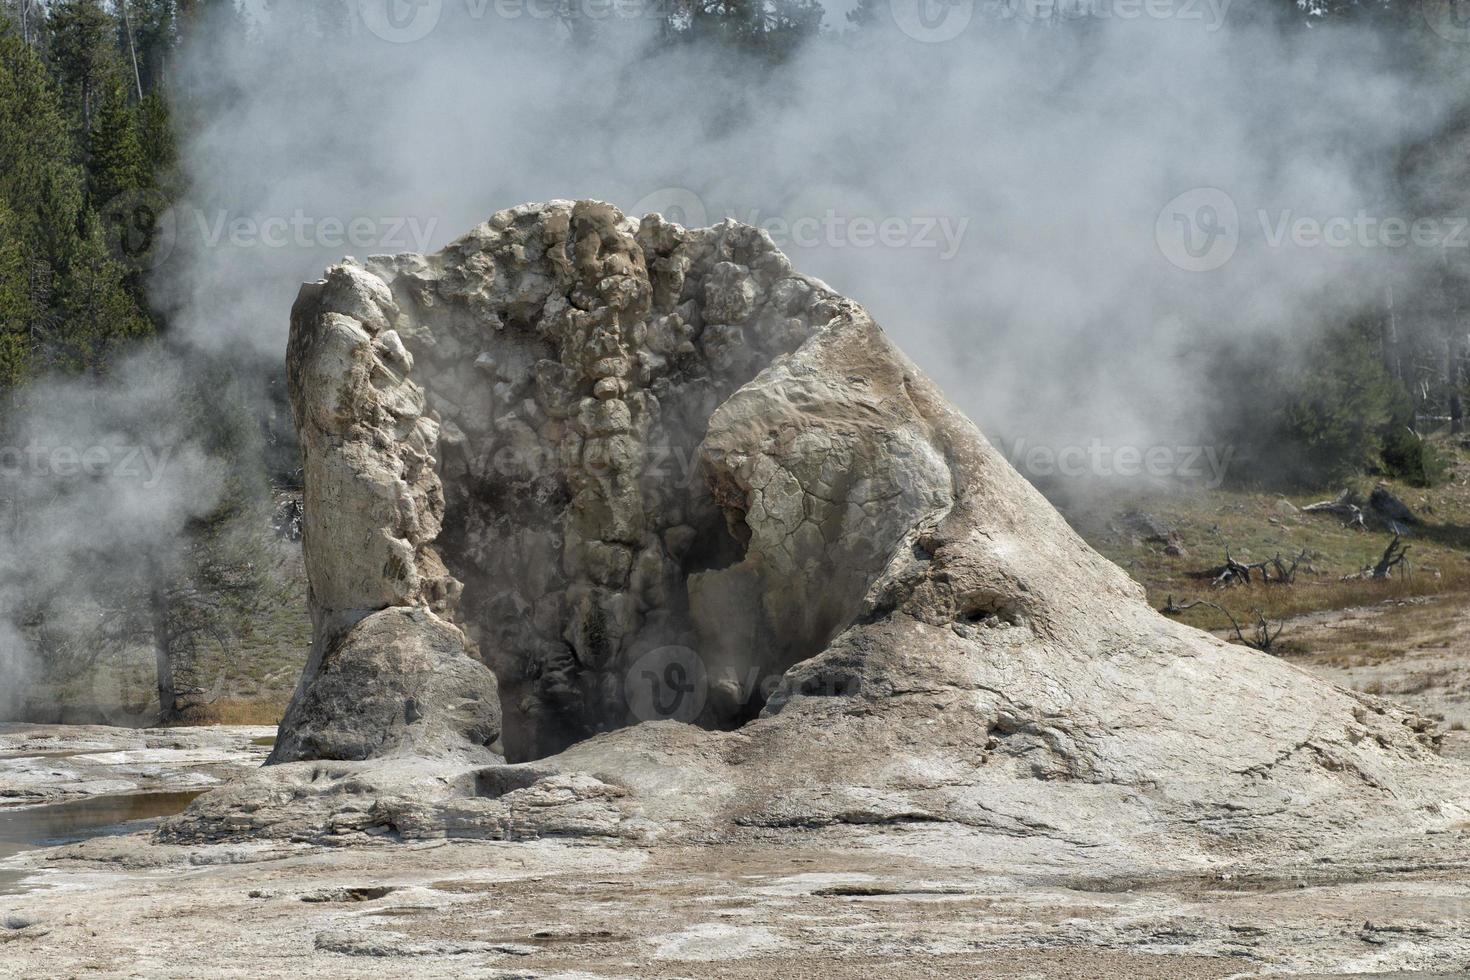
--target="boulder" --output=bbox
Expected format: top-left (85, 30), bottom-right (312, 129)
top-left (270, 607), bottom-right (501, 764)
top-left (1369, 483), bottom-right (1419, 529)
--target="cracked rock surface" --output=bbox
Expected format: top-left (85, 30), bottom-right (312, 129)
top-left (176, 200), bottom-right (1470, 870)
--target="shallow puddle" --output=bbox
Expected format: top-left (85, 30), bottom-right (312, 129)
top-left (0, 791), bottom-right (203, 895)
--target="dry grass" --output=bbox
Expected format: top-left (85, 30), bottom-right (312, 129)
top-left (1053, 433), bottom-right (1470, 637)
top-left (170, 698), bottom-right (287, 727)
top-left (1161, 576), bottom-right (1470, 636)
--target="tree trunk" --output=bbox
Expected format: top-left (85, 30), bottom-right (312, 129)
top-left (1454, 334), bottom-right (1467, 435)
top-left (119, 0), bottom-right (145, 101)
top-left (1382, 285), bottom-right (1403, 387)
top-left (150, 583), bottom-right (176, 723)
top-left (1445, 334), bottom-right (1462, 434)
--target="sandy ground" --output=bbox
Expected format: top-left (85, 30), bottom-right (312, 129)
top-left (0, 634), bottom-right (1468, 978)
top-left (1269, 597), bottom-right (1470, 743)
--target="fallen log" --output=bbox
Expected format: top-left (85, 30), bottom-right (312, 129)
top-left (1187, 547), bottom-right (1310, 587)
top-left (1186, 549), bottom-right (1254, 586)
top-left (1302, 490), bottom-right (1366, 530)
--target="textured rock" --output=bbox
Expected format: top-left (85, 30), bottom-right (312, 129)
top-left (182, 200), bottom-right (1470, 866)
top-left (284, 199), bottom-right (855, 761)
top-left (271, 607), bottom-right (501, 763)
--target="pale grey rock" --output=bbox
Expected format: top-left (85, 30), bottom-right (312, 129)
top-left (176, 201), bottom-right (1470, 873)
top-left (270, 607), bottom-right (500, 763)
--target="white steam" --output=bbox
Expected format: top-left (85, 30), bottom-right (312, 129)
top-left (158, 6), bottom-right (1456, 454)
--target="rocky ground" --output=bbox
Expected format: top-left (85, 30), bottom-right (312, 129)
top-left (1, 815), bottom-right (1468, 978)
top-left (0, 724), bottom-right (275, 808)
top-left (0, 606), bottom-right (1467, 979)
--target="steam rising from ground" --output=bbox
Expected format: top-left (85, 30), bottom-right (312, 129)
top-left (0, 354), bottom-right (228, 713)
top-left (161, 6), bottom-right (1456, 455)
top-left (3, 3), bottom-right (1463, 709)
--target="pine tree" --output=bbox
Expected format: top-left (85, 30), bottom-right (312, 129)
top-left (88, 81), bottom-right (147, 206)
top-left (136, 89), bottom-right (175, 179)
top-left (0, 198), bottom-right (33, 388)
top-left (665, 0), bottom-right (824, 61)
top-left (128, 0), bottom-right (178, 93)
top-left (1, 1), bottom-right (47, 47)
top-left (1, 26), bottom-right (153, 382)
top-left (0, 26), bottom-right (80, 255)
top-left (51, 224), bottom-right (151, 373)
top-left (45, 0), bottom-right (119, 133)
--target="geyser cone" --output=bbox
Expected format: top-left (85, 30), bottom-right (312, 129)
top-left (168, 201), bottom-right (1469, 862)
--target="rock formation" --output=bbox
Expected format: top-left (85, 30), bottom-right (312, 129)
top-left (169, 201), bottom-right (1470, 862)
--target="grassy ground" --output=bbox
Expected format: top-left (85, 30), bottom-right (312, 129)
top-left (1048, 434), bottom-right (1470, 636)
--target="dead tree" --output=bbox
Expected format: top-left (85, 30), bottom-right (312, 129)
top-left (1187, 547), bottom-right (1309, 587)
top-left (1302, 490), bottom-right (1366, 530)
top-left (1265, 548), bottom-right (1310, 584)
top-left (1342, 533), bottom-right (1411, 581)
top-left (1187, 548), bottom-right (1255, 587)
top-left (1160, 596), bottom-right (1284, 652)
